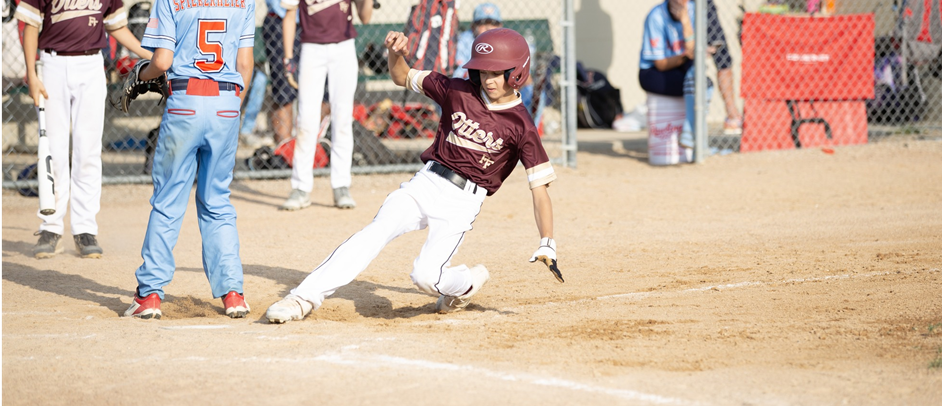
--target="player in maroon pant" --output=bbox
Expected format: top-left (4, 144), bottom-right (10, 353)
top-left (265, 28), bottom-right (558, 323)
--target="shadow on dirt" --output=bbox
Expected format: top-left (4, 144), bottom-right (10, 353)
top-left (2, 238), bottom-right (36, 258)
top-left (577, 137), bottom-right (650, 163)
top-left (228, 181), bottom-right (336, 209)
top-left (179, 264), bottom-right (504, 321)
top-left (0, 261), bottom-right (227, 318)
top-left (1, 261), bottom-right (133, 315)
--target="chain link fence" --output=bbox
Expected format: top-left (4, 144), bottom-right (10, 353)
top-left (696, 0), bottom-right (942, 156)
top-left (2, 0), bottom-right (571, 192)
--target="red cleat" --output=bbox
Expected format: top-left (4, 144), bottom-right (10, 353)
top-left (222, 291), bottom-right (250, 318)
top-left (124, 292), bottom-right (162, 319)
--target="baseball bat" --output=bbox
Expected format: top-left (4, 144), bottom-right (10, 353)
top-left (36, 61), bottom-right (56, 216)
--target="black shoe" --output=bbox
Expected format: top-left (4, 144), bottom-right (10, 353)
top-left (32, 230), bottom-right (62, 259)
top-left (73, 233), bottom-right (103, 259)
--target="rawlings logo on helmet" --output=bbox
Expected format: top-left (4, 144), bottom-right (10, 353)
top-left (475, 43), bottom-right (494, 54)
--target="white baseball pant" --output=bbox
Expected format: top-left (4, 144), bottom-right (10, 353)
top-left (37, 51), bottom-right (105, 236)
top-left (291, 163), bottom-right (488, 311)
top-left (291, 39), bottom-right (358, 191)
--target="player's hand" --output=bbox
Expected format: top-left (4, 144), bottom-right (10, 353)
top-left (668, 0), bottom-right (689, 22)
top-left (27, 76), bottom-right (48, 107)
top-left (530, 237), bottom-right (564, 283)
top-left (384, 31), bottom-right (409, 57)
top-left (529, 237), bottom-right (557, 262)
top-left (284, 58), bottom-right (299, 89)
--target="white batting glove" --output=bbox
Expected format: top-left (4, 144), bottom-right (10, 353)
top-left (530, 237), bottom-right (564, 283)
top-left (529, 237), bottom-right (557, 262)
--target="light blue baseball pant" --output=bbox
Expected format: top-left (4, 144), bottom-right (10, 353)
top-left (135, 83), bottom-right (244, 300)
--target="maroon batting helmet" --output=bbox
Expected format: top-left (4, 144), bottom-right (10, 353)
top-left (463, 28), bottom-right (531, 89)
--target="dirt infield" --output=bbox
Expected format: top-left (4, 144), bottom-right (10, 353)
top-left (3, 131), bottom-right (941, 405)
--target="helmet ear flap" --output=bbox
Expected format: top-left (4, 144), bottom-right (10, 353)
top-left (469, 69), bottom-right (481, 88)
top-left (470, 69), bottom-right (519, 88)
top-left (505, 68), bottom-right (525, 89)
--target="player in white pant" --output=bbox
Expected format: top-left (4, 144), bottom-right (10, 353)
top-left (265, 29), bottom-right (561, 323)
top-left (292, 40), bottom-right (358, 196)
top-left (279, 0), bottom-right (373, 211)
top-left (16, 0), bottom-right (151, 258)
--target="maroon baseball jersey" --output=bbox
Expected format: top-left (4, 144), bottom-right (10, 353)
top-left (408, 69), bottom-right (557, 195)
top-left (15, 0), bottom-right (128, 52)
top-left (282, 0), bottom-right (356, 44)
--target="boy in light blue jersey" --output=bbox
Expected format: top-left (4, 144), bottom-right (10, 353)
top-left (639, 0), bottom-right (717, 154)
top-left (124, 0), bottom-right (255, 319)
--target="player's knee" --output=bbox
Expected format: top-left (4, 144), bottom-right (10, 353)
top-left (410, 269), bottom-right (440, 296)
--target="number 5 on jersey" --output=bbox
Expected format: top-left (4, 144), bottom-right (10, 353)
top-left (196, 19), bottom-right (226, 72)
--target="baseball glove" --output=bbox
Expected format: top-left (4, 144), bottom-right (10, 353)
top-left (530, 237), bottom-right (564, 283)
top-left (111, 59), bottom-right (168, 113)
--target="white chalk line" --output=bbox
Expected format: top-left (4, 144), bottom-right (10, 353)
top-left (6, 338), bottom-right (697, 405)
top-left (352, 353), bottom-right (697, 405)
top-left (515, 268), bottom-right (940, 312)
top-left (60, 347), bottom-right (696, 406)
top-left (598, 268), bottom-right (939, 301)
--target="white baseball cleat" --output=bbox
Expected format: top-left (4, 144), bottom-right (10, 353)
top-left (280, 189), bottom-right (312, 211)
top-left (265, 294), bottom-right (313, 324)
top-left (333, 187), bottom-right (356, 209)
top-left (436, 264), bottom-right (490, 314)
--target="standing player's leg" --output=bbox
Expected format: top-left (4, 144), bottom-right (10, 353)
top-left (134, 93), bottom-right (202, 303)
top-left (283, 42), bottom-right (328, 210)
top-left (326, 38), bottom-right (358, 209)
top-left (194, 88), bottom-right (248, 317)
top-left (32, 52), bottom-right (70, 257)
top-left (68, 52), bottom-right (107, 257)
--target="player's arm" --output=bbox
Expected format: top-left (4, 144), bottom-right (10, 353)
top-left (109, 26), bottom-right (154, 60)
top-left (353, 0), bottom-right (373, 24)
top-left (236, 47), bottom-right (254, 103)
top-left (529, 184), bottom-right (563, 283)
top-left (531, 185), bottom-right (554, 240)
top-left (139, 48), bottom-right (173, 81)
top-left (282, 8), bottom-right (297, 60)
top-left (21, 24), bottom-right (46, 105)
top-left (385, 31), bottom-right (410, 87)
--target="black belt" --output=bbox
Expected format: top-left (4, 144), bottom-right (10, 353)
top-left (428, 161), bottom-right (480, 194)
top-left (169, 79), bottom-right (240, 93)
top-left (44, 49), bottom-right (100, 56)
